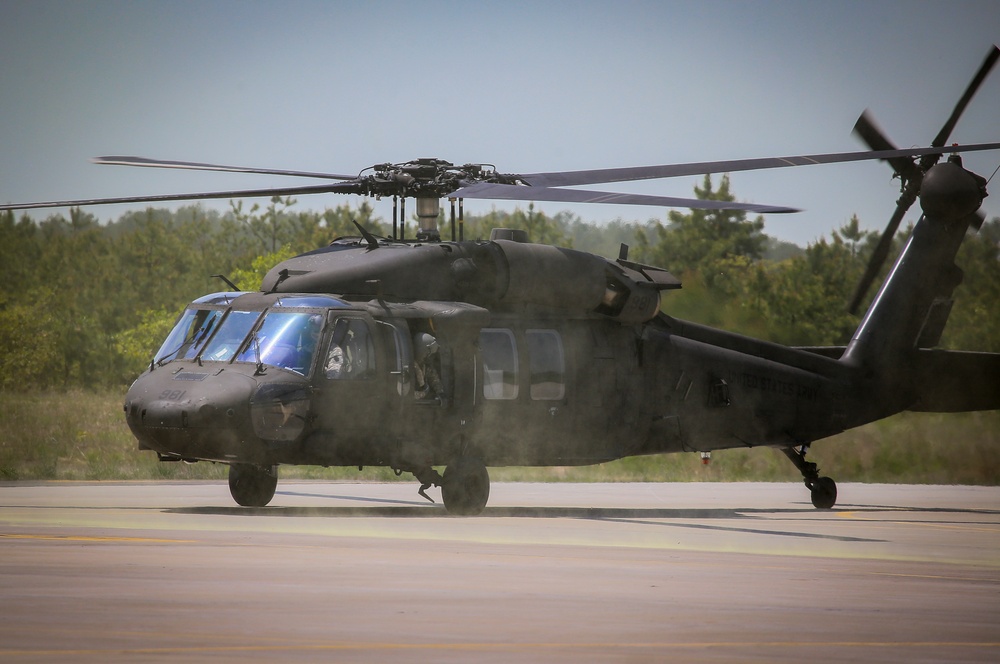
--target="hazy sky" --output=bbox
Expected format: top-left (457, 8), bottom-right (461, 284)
top-left (2, 0), bottom-right (999, 247)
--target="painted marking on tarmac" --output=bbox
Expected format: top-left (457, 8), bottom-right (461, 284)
top-left (1, 640), bottom-right (998, 657)
top-left (837, 511), bottom-right (1000, 534)
top-left (0, 533), bottom-right (195, 543)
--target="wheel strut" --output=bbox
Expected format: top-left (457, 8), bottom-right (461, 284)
top-left (411, 466), bottom-right (444, 504)
top-left (782, 446), bottom-right (838, 509)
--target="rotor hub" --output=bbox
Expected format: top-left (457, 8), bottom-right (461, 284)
top-left (919, 157), bottom-right (988, 221)
top-left (360, 159), bottom-right (522, 200)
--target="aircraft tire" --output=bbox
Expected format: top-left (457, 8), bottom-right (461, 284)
top-left (441, 458), bottom-right (490, 516)
top-left (810, 476), bottom-right (837, 509)
top-left (228, 463), bottom-right (278, 507)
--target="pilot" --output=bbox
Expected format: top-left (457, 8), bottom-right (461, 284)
top-left (325, 343), bottom-right (345, 379)
top-left (293, 315), bottom-right (323, 373)
top-left (413, 332), bottom-right (443, 401)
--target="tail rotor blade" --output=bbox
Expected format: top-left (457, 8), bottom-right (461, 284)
top-left (847, 200), bottom-right (910, 314)
top-left (853, 111), bottom-right (922, 181)
top-left (931, 45), bottom-right (1000, 150)
top-left (848, 45), bottom-right (998, 314)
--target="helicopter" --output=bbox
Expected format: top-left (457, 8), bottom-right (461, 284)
top-left (3, 46), bottom-right (999, 515)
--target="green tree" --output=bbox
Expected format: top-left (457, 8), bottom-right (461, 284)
top-left (230, 245), bottom-right (299, 291)
top-left (113, 307), bottom-right (179, 379)
top-left (229, 196), bottom-right (299, 255)
top-left (462, 204), bottom-right (571, 246)
top-left (634, 175), bottom-right (766, 286)
top-left (942, 218), bottom-right (1000, 352)
top-left (0, 289), bottom-right (63, 389)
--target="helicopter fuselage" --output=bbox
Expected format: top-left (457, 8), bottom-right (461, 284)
top-left (122, 182), bottom-right (1000, 515)
top-left (124, 285), bottom-right (853, 476)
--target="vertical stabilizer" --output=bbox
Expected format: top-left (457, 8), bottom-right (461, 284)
top-left (841, 159), bottom-right (987, 408)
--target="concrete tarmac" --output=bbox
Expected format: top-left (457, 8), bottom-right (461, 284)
top-left (1, 481), bottom-right (998, 662)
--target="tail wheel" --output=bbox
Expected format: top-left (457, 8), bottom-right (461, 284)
top-left (441, 458), bottom-right (490, 516)
top-left (228, 463), bottom-right (278, 507)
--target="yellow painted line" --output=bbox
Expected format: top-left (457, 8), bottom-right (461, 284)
top-left (837, 511), bottom-right (1000, 534)
top-left (872, 571), bottom-right (999, 583)
top-left (0, 533), bottom-right (195, 544)
top-left (2, 641), bottom-right (998, 657)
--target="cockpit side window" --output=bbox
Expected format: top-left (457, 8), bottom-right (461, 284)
top-left (154, 308), bottom-right (224, 365)
top-left (324, 318), bottom-right (375, 380)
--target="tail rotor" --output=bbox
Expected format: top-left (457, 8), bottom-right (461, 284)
top-left (847, 45), bottom-right (999, 314)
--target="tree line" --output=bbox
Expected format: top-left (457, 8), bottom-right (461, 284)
top-left (1, 177), bottom-right (997, 391)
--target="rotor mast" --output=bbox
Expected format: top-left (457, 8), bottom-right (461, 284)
top-left (416, 197), bottom-right (441, 242)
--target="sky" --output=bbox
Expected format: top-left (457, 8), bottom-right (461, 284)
top-left (1, 0), bottom-right (999, 248)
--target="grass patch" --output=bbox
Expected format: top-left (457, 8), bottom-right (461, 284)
top-left (0, 390), bottom-right (997, 483)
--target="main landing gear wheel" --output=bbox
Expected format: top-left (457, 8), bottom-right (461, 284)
top-left (228, 463), bottom-right (278, 507)
top-left (781, 446), bottom-right (838, 510)
top-left (441, 457), bottom-right (490, 516)
top-left (808, 476), bottom-right (838, 510)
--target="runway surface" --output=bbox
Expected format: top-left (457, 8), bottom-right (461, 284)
top-left (1, 481), bottom-right (998, 662)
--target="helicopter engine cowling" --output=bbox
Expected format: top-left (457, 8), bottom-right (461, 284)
top-left (492, 240), bottom-right (663, 322)
top-left (492, 240), bottom-right (607, 311)
top-left (262, 236), bottom-right (667, 323)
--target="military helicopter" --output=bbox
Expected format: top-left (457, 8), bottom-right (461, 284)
top-left (4, 46), bottom-right (1000, 515)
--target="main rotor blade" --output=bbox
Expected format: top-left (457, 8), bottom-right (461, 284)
top-left (931, 44), bottom-right (999, 149)
top-left (0, 182), bottom-right (366, 211)
top-left (93, 155), bottom-right (357, 180)
top-left (450, 182), bottom-right (799, 214)
top-left (519, 142), bottom-right (1000, 188)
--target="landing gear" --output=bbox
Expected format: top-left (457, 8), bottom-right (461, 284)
top-left (809, 476), bottom-right (838, 510)
top-left (441, 457), bottom-right (490, 516)
top-left (228, 463), bottom-right (278, 507)
top-left (781, 446), bottom-right (837, 510)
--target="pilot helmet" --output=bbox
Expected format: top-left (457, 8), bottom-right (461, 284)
top-left (414, 332), bottom-right (438, 361)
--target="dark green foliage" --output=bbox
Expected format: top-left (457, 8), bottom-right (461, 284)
top-left (1, 181), bottom-right (997, 484)
top-left (459, 203), bottom-right (572, 247)
top-left (944, 219), bottom-right (1000, 352)
top-left (1, 181), bottom-right (998, 391)
top-left (0, 201), bottom-right (380, 388)
top-left (633, 175), bottom-right (767, 282)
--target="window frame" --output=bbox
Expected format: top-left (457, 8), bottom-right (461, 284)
top-left (525, 328), bottom-right (566, 401)
top-left (480, 328), bottom-right (519, 400)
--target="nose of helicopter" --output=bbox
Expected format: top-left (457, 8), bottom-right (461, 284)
top-left (123, 368), bottom-right (261, 462)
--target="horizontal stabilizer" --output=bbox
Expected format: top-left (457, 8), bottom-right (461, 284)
top-left (908, 349), bottom-right (1000, 412)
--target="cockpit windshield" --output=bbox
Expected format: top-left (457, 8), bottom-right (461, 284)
top-left (154, 295), bottom-right (337, 377)
top-left (201, 311), bottom-right (262, 362)
top-left (235, 311), bottom-right (324, 376)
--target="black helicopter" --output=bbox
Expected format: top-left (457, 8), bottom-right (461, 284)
top-left (4, 46), bottom-right (1000, 515)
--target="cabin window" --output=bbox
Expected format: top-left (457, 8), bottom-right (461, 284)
top-left (325, 318), bottom-right (375, 380)
top-left (526, 329), bottom-right (565, 400)
top-left (480, 328), bottom-right (518, 400)
top-left (378, 320), bottom-right (412, 396)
